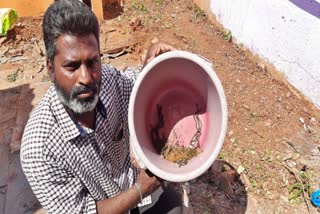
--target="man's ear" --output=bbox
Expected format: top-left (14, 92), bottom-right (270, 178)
top-left (47, 59), bottom-right (54, 83)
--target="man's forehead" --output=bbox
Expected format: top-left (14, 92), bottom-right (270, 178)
top-left (55, 34), bottom-right (99, 58)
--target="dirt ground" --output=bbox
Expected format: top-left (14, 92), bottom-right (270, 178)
top-left (1, 0), bottom-right (320, 213)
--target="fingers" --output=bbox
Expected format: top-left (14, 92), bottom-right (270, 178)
top-left (144, 41), bottom-right (177, 66)
top-left (153, 42), bottom-right (176, 57)
top-left (158, 43), bottom-right (176, 53)
top-left (144, 169), bottom-right (165, 185)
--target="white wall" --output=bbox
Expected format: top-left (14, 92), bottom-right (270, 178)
top-left (210, 0), bottom-right (320, 108)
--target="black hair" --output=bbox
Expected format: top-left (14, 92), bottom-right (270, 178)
top-left (43, 0), bottom-right (99, 66)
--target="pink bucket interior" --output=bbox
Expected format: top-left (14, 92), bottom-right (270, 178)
top-left (133, 57), bottom-right (223, 176)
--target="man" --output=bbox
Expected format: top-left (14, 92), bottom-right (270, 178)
top-left (20, 0), bottom-right (182, 213)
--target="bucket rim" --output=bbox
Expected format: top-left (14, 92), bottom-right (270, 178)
top-left (128, 50), bottom-right (228, 182)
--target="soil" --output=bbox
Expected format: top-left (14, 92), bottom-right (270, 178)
top-left (1, 0), bottom-right (320, 213)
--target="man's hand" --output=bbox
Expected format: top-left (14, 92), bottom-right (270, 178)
top-left (137, 169), bottom-right (161, 198)
top-left (144, 41), bottom-right (176, 66)
top-left (130, 154), bottom-right (162, 197)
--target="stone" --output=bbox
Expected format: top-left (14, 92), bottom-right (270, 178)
top-left (282, 153), bottom-right (293, 161)
top-left (311, 147), bottom-right (320, 156)
top-left (237, 165), bottom-right (245, 174)
top-left (285, 92), bottom-right (291, 98)
top-left (310, 118), bottom-right (317, 125)
top-left (151, 37), bottom-right (159, 44)
top-left (129, 17), bottom-right (142, 27)
top-left (292, 153), bottom-right (301, 160)
top-left (242, 104), bottom-right (250, 110)
top-left (265, 119), bottom-right (272, 127)
top-left (266, 191), bottom-right (275, 200)
top-left (280, 195), bottom-right (288, 203)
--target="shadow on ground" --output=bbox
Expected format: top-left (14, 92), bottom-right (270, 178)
top-left (0, 84), bottom-right (44, 214)
top-left (182, 160), bottom-right (248, 214)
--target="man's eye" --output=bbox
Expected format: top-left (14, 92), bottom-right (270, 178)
top-left (64, 62), bottom-right (80, 71)
top-left (65, 66), bottom-right (77, 72)
top-left (88, 59), bottom-right (99, 67)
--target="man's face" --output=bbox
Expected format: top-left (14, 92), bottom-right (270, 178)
top-left (50, 33), bottom-right (102, 114)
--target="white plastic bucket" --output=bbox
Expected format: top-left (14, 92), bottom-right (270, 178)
top-left (128, 51), bottom-right (228, 182)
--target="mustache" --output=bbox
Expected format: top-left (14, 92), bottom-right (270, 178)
top-left (71, 84), bottom-right (98, 98)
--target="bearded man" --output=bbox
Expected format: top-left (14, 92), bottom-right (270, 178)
top-left (20, 0), bottom-right (182, 213)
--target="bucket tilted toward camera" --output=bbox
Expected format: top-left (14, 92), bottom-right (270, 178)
top-left (129, 51), bottom-right (227, 182)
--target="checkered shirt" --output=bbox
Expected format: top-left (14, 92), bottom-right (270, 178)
top-left (20, 64), bottom-right (151, 214)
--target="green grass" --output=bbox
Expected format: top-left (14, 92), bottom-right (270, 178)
top-left (288, 171), bottom-right (314, 201)
top-left (131, 1), bottom-right (148, 13)
top-left (152, 0), bottom-right (164, 5)
top-left (7, 69), bottom-right (22, 82)
top-left (223, 30), bottom-right (232, 42)
top-left (252, 180), bottom-right (258, 188)
top-left (193, 4), bottom-right (207, 19)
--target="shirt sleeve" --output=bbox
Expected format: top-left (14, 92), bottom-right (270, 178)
top-left (121, 65), bottom-right (143, 83)
top-left (102, 64), bottom-right (142, 121)
top-left (21, 150), bottom-right (97, 214)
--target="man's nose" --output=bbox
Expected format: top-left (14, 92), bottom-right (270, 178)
top-left (78, 64), bottom-right (93, 85)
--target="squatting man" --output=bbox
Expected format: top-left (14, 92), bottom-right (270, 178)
top-left (21, 0), bottom-right (182, 213)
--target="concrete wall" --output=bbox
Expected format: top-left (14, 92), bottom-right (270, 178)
top-left (195, 0), bottom-right (320, 109)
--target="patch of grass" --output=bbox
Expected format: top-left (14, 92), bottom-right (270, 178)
top-left (218, 152), bottom-right (225, 160)
top-left (260, 150), bottom-right (273, 162)
top-left (223, 30), bottom-right (232, 42)
top-left (218, 151), bottom-right (234, 160)
top-left (152, 0), bottom-right (164, 5)
top-left (193, 4), bottom-right (207, 19)
top-left (256, 164), bottom-right (263, 171)
top-left (241, 160), bottom-right (249, 170)
top-left (252, 180), bottom-right (258, 188)
top-left (289, 183), bottom-right (304, 201)
top-left (249, 111), bottom-right (262, 122)
top-left (7, 69), bottom-right (23, 82)
top-left (237, 43), bottom-right (244, 49)
top-left (288, 170), bottom-right (314, 201)
top-left (300, 171), bottom-right (314, 196)
top-left (131, 1), bottom-right (148, 13)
